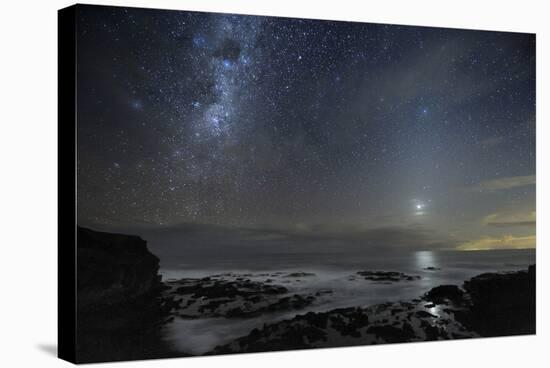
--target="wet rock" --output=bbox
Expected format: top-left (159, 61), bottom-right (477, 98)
top-left (421, 320), bottom-right (445, 340)
top-left (402, 322), bottom-right (415, 337)
top-left (356, 270), bottom-right (421, 282)
top-left (315, 289), bottom-right (333, 297)
top-left (330, 308), bottom-right (370, 337)
top-left (391, 307), bottom-right (404, 315)
top-left (284, 272), bottom-right (316, 278)
top-left (208, 277), bottom-right (499, 355)
top-left (424, 285), bottom-right (464, 304)
top-left (415, 310), bottom-right (437, 319)
top-left (205, 267), bottom-right (533, 356)
top-left (298, 312), bottom-right (329, 329)
top-left (456, 265), bottom-right (535, 337)
top-left (198, 299), bottom-right (232, 313)
top-left (164, 277), bottom-right (316, 318)
top-left (367, 324), bottom-right (416, 343)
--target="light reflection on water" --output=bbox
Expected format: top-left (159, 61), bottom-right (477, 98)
top-left (414, 251), bottom-right (438, 270)
top-left (425, 303), bottom-right (445, 318)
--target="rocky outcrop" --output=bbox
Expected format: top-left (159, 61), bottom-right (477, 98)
top-left (162, 276), bottom-right (317, 318)
top-left (455, 265), bottom-right (535, 337)
top-left (354, 270), bottom-right (421, 282)
top-left (423, 285), bottom-right (464, 304)
top-left (77, 226), bottom-right (162, 310)
top-left (209, 297), bottom-right (477, 355)
top-left (73, 233), bottom-right (535, 362)
top-left (209, 266), bottom-right (535, 355)
top-left (423, 267), bottom-right (440, 271)
top-left (76, 227), bottom-right (173, 363)
top-left (284, 272), bottom-right (316, 278)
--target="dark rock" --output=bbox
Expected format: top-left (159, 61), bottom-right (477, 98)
top-left (167, 278), bottom-right (315, 318)
top-left (75, 227), bottom-right (176, 363)
top-left (212, 323), bottom-right (326, 354)
top-left (315, 289), bottom-right (333, 296)
top-left (184, 299), bottom-right (196, 307)
top-left (299, 312), bottom-right (329, 329)
top-left (172, 279), bottom-right (287, 300)
top-left (391, 307), bottom-right (404, 315)
top-left (77, 226), bottom-right (161, 310)
top-left (367, 324), bottom-right (416, 343)
top-left (198, 299), bottom-right (232, 313)
top-left (415, 310), bottom-right (437, 319)
top-left (456, 265), bottom-right (535, 337)
top-left (225, 307), bottom-right (246, 318)
top-left (208, 267), bottom-right (538, 355)
top-left (402, 322), bottom-right (415, 337)
top-left (161, 297), bottom-right (181, 311)
top-left (357, 270), bottom-right (420, 282)
top-left (421, 320), bottom-right (443, 340)
top-left (424, 285), bottom-right (464, 304)
top-left (284, 272), bottom-right (316, 278)
top-left (330, 308), bottom-right (370, 337)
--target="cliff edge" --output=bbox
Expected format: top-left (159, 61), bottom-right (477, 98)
top-left (77, 226), bottom-right (161, 310)
top-left (75, 226), bottom-right (173, 363)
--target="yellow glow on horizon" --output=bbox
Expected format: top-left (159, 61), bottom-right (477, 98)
top-left (456, 234), bottom-right (536, 251)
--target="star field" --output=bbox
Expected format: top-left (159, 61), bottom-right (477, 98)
top-left (76, 5), bottom-right (535, 250)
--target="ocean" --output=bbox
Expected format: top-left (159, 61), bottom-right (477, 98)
top-left (158, 249), bottom-right (535, 354)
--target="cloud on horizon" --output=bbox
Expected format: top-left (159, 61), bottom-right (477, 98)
top-left (472, 175), bottom-right (535, 192)
top-left (482, 211), bottom-right (536, 228)
top-left (456, 234), bottom-right (535, 251)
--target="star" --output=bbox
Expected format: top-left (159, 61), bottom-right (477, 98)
top-left (131, 100), bottom-right (143, 110)
top-left (222, 59), bottom-right (233, 69)
top-left (192, 35), bottom-right (207, 48)
top-left (75, 5), bottom-right (534, 251)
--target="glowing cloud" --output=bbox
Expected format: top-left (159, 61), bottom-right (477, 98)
top-left (483, 211), bottom-right (536, 228)
top-left (456, 234), bottom-right (536, 251)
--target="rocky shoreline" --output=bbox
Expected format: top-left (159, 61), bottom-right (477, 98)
top-left (208, 265), bottom-right (535, 355)
top-left (75, 227), bottom-right (535, 362)
top-left (161, 276), bottom-right (317, 319)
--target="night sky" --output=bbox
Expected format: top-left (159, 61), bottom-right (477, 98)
top-left (76, 5), bottom-right (535, 253)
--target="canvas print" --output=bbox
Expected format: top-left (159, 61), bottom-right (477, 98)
top-left (62, 4), bottom-right (535, 363)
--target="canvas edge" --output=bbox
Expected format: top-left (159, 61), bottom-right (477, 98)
top-left (58, 4), bottom-right (78, 364)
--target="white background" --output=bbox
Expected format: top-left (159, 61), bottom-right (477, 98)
top-left (0, 0), bottom-right (547, 367)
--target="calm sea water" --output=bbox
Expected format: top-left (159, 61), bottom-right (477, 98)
top-left (158, 249), bottom-right (535, 354)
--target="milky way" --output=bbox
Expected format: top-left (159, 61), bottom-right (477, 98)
top-left (76, 5), bottom-right (535, 251)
